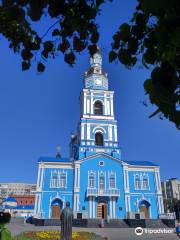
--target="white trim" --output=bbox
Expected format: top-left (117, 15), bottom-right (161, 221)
top-left (93, 98), bottom-right (104, 104)
top-left (41, 164), bottom-right (73, 169)
top-left (93, 126), bottom-right (106, 134)
top-left (82, 114), bottom-right (114, 120)
top-left (107, 101), bottom-right (110, 115)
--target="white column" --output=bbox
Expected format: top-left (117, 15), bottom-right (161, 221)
top-left (89, 197), bottom-right (92, 218)
top-left (112, 197), bottom-right (116, 218)
top-left (84, 93), bottom-right (87, 114)
top-left (40, 165), bottom-right (44, 190)
top-left (34, 194), bottom-right (38, 215)
top-left (109, 125), bottom-right (112, 141)
top-left (76, 195), bottom-right (80, 211)
top-left (93, 197), bottom-right (95, 218)
top-left (37, 165), bottom-right (41, 189)
top-left (107, 101), bottom-right (110, 115)
top-left (104, 93), bottom-right (107, 115)
top-left (90, 92), bottom-right (93, 114)
top-left (77, 167), bottom-right (80, 188)
top-left (114, 125), bottom-right (117, 142)
top-left (37, 194), bottom-right (41, 216)
top-left (110, 96), bottom-right (114, 116)
top-left (74, 194), bottom-right (77, 211)
top-left (87, 99), bottom-right (90, 114)
top-left (81, 124), bottom-right (84, 140)
top-left (87, 124), bottom-right (90, 140)
top-left (110, 197), bottom-right (113, 218)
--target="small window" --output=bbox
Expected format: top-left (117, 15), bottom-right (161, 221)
top-left (99, 161), bottom-right (104, 166)
top-left (94, 101), bottom-right (103, 115)
top-left (95, 132), bottom-right (104, 146)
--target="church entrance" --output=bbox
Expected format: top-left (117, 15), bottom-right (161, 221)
top-left (97, 202), bottom-right (107, 219)
top-left (51, 198), bottom-right (63, 219)
top-left (139, 200), bottom-right (150, 219)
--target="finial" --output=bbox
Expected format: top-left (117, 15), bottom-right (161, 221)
top-left (56, 145), bottom-right (61, 158)
top-left (90, 48), bottom-right (102, 68)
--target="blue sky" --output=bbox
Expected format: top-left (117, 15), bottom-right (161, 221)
top-left (0, 0), bottom-right (179, 183)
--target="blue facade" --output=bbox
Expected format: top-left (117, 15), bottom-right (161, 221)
top-left (34, 51), bottom-right (164, 220)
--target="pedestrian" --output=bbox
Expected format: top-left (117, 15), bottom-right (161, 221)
top-left (60, 201), bottom-right (73, 240)
top-left (99, 218), bottom-right (104, 228)
top-left (176, 221), bottom-right (180, 239)
top-left (0, 212), bottom-right (11, 240)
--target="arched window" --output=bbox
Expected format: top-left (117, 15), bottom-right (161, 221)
top-left (95, 132), bottom-right (104, 146)
top-left (109, 172), bottom-right (116, 189)
top-left (135, 174), bottom-right (141, 190)
top-left (51, 172), bottom-right (58, 188)
top-left (94, 101), bottom-right (103, 115)
top-left (99, 172), bottom-right (105, 190)
top-left (142, 175), bottom-right (149, 190)
top-left (60, 172), bottom-right (66, 188)
top-left (89, 172), bottom-right (95, 188)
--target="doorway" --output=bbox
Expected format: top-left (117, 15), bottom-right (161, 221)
top-left (139, 200), bottom-right (150, 219)
top-left (51, 205), bottom-right (61, 218)
top-left (97, 202), bottom-right (107, 219)
top-left (51, 198), bottom-right (63, 219)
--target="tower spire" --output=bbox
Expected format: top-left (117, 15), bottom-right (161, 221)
top-left (84, 49), bottom-right (108, 90)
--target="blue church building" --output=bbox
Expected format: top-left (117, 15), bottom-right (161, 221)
top-left (34, 51), bottom-right (164, 220)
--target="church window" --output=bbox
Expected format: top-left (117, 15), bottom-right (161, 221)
top-left (95, 132), bottom-right (104, 146)
top-left (51, 172), bottom-right (58, 188)
top-left (89, 172), bottom-right (95, 188)
top-left (60, 172), bottom-right (67, 188)
top-left (134, 174), bottom-right (141, 190)
top-left (99, 172), bottom-right (105, 190)
top-left (94, 101), bottom-right (103, 115)
top-left (109, 172), bottom-right (116, 189)
top-left (142, 175), bottom-right (149, 190)
top-left (50, 170), bottom-right (67, 188)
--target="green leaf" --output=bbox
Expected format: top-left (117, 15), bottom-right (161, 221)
top-left (37, 62), bottom-right (45, 72)
top-left (52, 28), bottom-right (60, 36)
top-left (109, 51), bottom-right (117, 62)
top-left (64, 52), bottom-right (75, 66)
top-left (22, 61), bottom-right (30, 71)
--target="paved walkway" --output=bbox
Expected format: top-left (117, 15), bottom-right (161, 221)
top-left (8, 218), bottom-right (179, 240)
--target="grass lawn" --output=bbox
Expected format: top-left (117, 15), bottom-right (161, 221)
top-left (12, 231), bottom-right (108, 240)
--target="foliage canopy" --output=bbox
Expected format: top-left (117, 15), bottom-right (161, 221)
top-left (0, 0), bottom-right (179, 128)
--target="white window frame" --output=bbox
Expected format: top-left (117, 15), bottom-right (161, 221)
top-left (108, 171), bottom-right (116, 189)
top-left (88, 170), bottom-right (96, 189)
top-left (134, 173), bottom-right (141, 190)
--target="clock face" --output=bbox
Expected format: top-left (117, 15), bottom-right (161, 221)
top-left (95, 79), bottom-right (102, 85)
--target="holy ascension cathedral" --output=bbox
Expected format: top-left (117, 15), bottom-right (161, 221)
top-left (34, 51), bottom-right (164, 220)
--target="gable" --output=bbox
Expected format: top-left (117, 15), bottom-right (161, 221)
top-left (76, 152), bottom-right (124, 165)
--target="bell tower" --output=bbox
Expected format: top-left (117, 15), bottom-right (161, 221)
top-left (70, 51), bottom-right (121, 160)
